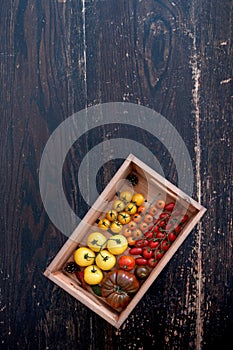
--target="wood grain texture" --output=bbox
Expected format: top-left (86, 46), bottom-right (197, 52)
top-left (0, 0), bottom-right (232, 349)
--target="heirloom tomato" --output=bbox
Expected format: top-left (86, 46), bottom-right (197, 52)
top-left (134, 266), bottom-right (150, 279)
top-left (107, 234), bottom-right (128, 255)
top-left (124, 202), bottom-right (137, 215)
top-left (119, 190), bottom-right (133, 203)
top-left (118, 255), bottom-right (135, 271)
top-left (117, 211), bottom-right (131, 225)
top-left (110, 221), bottom-right (123, 234)
top-left (95, 250), bottom-right (116, 270)
top-left (101, 270), bottom-right (140, 309)
top-left (132, 193), bottom-right (145, 206)
top-left (87, 232), bottom-right (107, 252)
top-left (98, 218), bottom-right (111, 231)
top-left (84, 265), bottom-right (103, 285)
top-left (106, 209), bottom-right (118, 222)
top-left (74, 247), bottom-right (95, 267)
top-left (113, 199), bottom-right (125, 212)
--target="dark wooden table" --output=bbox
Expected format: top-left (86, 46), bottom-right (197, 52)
top-left (1, 1), bottom-right (232, 349)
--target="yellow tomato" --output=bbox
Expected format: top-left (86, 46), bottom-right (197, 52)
top-left (87, 232), bottom-right (107, 252)
top-left (107, 234), bottom-right (128, 255)
top-left (119, 190), bottom-right (133, 203)
top-left (98, 218), bottom-right (111, 231)
top-left (95, 250), bottom-right (116, 270)
top-left (124, 202), bottom-right (137, 215)
top-left (106, 209), bottom-right (118, 222)
top-left (117, 211), bottom-right (131, 225)
top-left (74, 247), bottom-right (95, 267)
top-left (132, 193), bottom-right (145, 207)
top-left (112, 199), bottom-right (125, 212)
top-left (84, 265), bottom-right (103, 285)
top-left (110, 220), bottom-right (123, 234)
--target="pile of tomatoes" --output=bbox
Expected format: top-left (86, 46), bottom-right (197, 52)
top-left (64, 188), bottom-right (189, 311)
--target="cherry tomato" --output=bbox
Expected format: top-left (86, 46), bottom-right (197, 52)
top-left (156, 232), bottom-right (166, 239)
top-left (139, 222), bottom-right (148, 232)
top-left (161, 240), bottom-right (170, 251)
top-left (129, 247), bottom-right (143, 255)
top-left (181, 214), bottom-right (189, 223)
top-left (110, 220), bottom-right (123, 234)
top-left (174, 225), bottom-right (181, 234)
top-left (152, 225), bottom-right (160, 233)
top-left (159, 220), bottom-right (166, 227)
top-left (132, 213), bottom-right (142, 223)
top-left (113, 199), bottom-right (125, 212)
top-left (135, 257), bottom-right (148, 266)
top-left (159, 212), bottom-right (170, 220)
top-left (135, 266), bottom-right (151, 279)
top-left (149, 205), bottom-right (158, 216)
top-left (144, 231), bottom-right (153, 239)
top-left (147, 258), bottom-right (158, 268)
top-left (155, 199), bottom-right (166, 209)
top-left (117, 211), bottom-right (131, 225)
top-left (98, 218), bottom-right (111, 231)
top-left (144, 214), bottom-right (153, 224)
top-left (149, 240), bottom-right (160, 250)
top-left (135, 239), bottom-right (149, 248)
top-left (124, 202), bottom-right (137, 215)
top-left (155, 250), bottom-right (164, 260)
top-left (137, 205), bottom-right (147, 215)
top-left (142, 247), bottom-right (154, 259)
top-left (118, 255), bottom-right (135, 271)
top-left (164, 202), bottom-right (175, 212)
top-left (168, 232), bottom-right (177, 242)
top-left (123, 227), bottom-right (132, 237)
top-left (127, 236), bottom-right (136, 246)
top-left (132, 193), bottom-right (145, 206)
top-left (132, 228), bottom-right (143, 239)
top-left (128, 221), bottom-right (137, 230)
top-left (106, 209), bottom-right (118, 222)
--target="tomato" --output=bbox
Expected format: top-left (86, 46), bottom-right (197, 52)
top-left (161, 240), bottom-right (170, 251)
top-left (95, 250), bottom-right (116, 270)
top-left (123, 227), bottom-right (132, 237)
top-left (174, 225), bottom-right (181, 234)
top-left (132, 193), bottom-right (145, 206)
top-left (74, 247), bottom-right (95, 267)
top-left (181, 214), bottom-right (189, 223)
top-left (87, 232), bottom-right (107, 252)
top-left (137, 205), bottom-right (147, 215)
top-left (119, 190), bottom-right (133, 203)
top-left (155, 199), bottom-right (166, 209)
top-left (147, 258), bottom-right (158, 268)
top-left (101, 270), bottom-right (140, 309)
top-left (127, 236), bottom-right (136, 246)
top-left (168, 232), bottom-right (177, 242)
top-left (132, 213), bottom-right (142, 223)
top-left (156, 231), bottom-right (166, 239)
top-left (118, 255), bottom-right (135, 271)
top-left (139, 222), bottom-right (148, 232)
top-left (135, 239), bottom-right (149, 248)
top-left (129, 247), bottom-right (143, 255)
top-left (152, 225), bottom-right (160, 233)
top-left (132, 228), bottom-right (143, 239)
top-left (98, 218), bottom-right (111, 231)
top-left (135, 257), bottom-right (148, 266)
top-left (117, 211), bottom-right (131, 225)
top-left (149, 240), bottom-right (160, 250)
top-left (148, 205), bottom-right (158, 216)
top-left (107, 234), bottom-right (128, 255)
top-left (124, 202), bottom-right (137, 215)
top-left (128, 220), bottom-right (137, 230)
top-left (155, 250), bottom-right (164, 260)
top-left (159, 212), bottom-right (170, 220)
top-left (84, 265), bottom-right (103, 285)
top-left (159, 220), bottom-right (166, 227)
top-left (144, 231), bottom-right (153, 239)
top-left (106, 209), bottom-right (118, 222)
top-left (144, 214), bottom-right (153, 224)
top-left (134, 266), bottom-right (151, 279)
top-left (113, 199), bottom-right (125, 212)
top-left (164, 202), bottom-right (175, 212)
top-left (110, 220), bottom-right (123, 234)
top-left (142, 247), bottom-right (154, 259)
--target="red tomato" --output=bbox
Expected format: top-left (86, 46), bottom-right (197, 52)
top-left (168, 232), bottom-right (177, 242)
top-left (164, 202), bottom-right (175, 212)
top-left (161, 240), bottom-right (170, 251)
top-left (155, 250), bottom-right (164, 260)
top-left (159, 212), bottom-right (170, 220)
top-left (149, 240), bottom-right (160, 250)
top-left (181, 214), bottom-right (189, 223)
top-left (147, 258), bottom-right (158, 268)
top-left (156, 232), bottom-right (166, 239)
top-left (142, 247), bottom-right (154, 259)
top-left (159, 220), bottom-right (166, 227)
top-left (118, 255), bottom-right (136, 271)
top-left (135, 257), bottom-right (148, 266)
top-left (135, 239), bottom-right (149, 248)
top-left (144, 231), bottom-right (153, 239)
top-left (174, 225), bottom-right (181, 234)
top-left (129, 247), bottom-right (143, 255)
top-left (152, 225), bottom-right (159, 233)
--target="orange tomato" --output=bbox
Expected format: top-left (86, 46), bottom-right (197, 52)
top-left (139, 222), bottom-right (148, 232)
top-left (128, 221), bottom-right (137, 230)
top-left (127, 236), bottom-right (136, 246)
top-left (149, 205), bottom-right (158, 216)
top-left (132, 213), bottom-right (142, 223)
top-left (137, 205), bottom-right (147, 215)
top-left (144, 214), bottom-right (153, 224)
top-left (123, 227), bottom-right (132, 237)
top-left (132, 229), bottom-right (143, 239)
top-left (155, 199), bottom-right (166, 209)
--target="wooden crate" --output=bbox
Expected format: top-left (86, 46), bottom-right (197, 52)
top-left (44, 154), bottom-right (206, 328)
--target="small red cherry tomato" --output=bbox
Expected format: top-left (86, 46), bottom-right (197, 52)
top-left (152, 225), bottom-right (160, 233)
top-left (135, 239), bottom-right (149, 248)
top-left (129, 247), bottom-right (143, 255)
top-left (159, 220), bottom-right (166, 227)
top-left (149, 240), bottom-right (160, 249)
top-left (181, 214), bottom-right (189, 223)
top-left (118, 255), bottom-right (136, 271)
top-left (142, 247), bottom-right (154, 259)
top-left (147, 258), bottom-right (158, 268)
top-left (164, 202), bottom-right (175, 212)
top-left (168, 232), bottom-right (177, 242)
top-left (174, 225), bottom-right (181, 234)
top-left (144, 231), bottom-right (153, 239)
top-left (135, 257), bottom-right (148, 266)
top-left (156, 231), bottom-right (166, 239)
top-left (161, 240), bottom-right (170, 251)
top-left (159, 212), bottom-right (170, 220)
top-left (155, 250), bottom-right (164, 260)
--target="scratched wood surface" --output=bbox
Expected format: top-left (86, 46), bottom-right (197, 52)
top-left (0, 0), bottom-right (232, 349)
